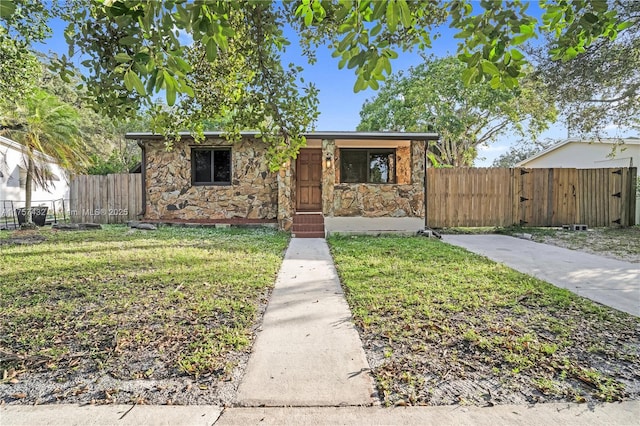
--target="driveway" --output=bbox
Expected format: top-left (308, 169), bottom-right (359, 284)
top-left (443, 235), bottom-right (640, 316)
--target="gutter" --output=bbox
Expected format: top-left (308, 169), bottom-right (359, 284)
top-left (424, 141), bottom-right (428, 229)
top-left (137, 140), bottom-right (146, 217)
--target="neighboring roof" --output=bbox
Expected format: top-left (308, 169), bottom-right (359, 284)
top-left (516, 138), bottom-right (640, 167)
top-left (0, 134), bottom-right (59, 164)
top-left (0, 134), bottom-right (28, 152)
top-left (125, 130), bottom-right (440, 141)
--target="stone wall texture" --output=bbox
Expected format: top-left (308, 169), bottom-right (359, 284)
top-left (327, 140), bottom-right (426, 218)
top-left (277, 160), bottom-right (294, 230)
top-left (144, 139), bottom-right (278, 221)
top-left (144, 138), bottom-right (426, 226)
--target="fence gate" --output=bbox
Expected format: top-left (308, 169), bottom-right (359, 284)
top-left (576, 168), bottom-right (635, 227)
top-left (426, 167), bottom-right (636, 228)
top-left (515, 168), bottom-right (580, 226)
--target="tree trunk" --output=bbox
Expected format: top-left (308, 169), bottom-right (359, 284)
top-left (24, 153), bottom-right (34, 225)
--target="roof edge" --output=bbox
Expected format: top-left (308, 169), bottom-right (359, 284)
top-left (0, 135), bottom-right (59, 165)
top-left (125, 130), bottom-right (440, 142)
top-left (516, 138), bottom-right (640, 167)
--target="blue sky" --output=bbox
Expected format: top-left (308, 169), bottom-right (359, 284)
top-left (30, 3), bottom-right (631, 166)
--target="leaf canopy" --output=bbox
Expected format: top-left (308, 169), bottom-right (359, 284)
top-left (0, 0), bottom-right (631, 167)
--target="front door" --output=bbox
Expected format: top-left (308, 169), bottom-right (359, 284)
top-left (296, 149), bottom-right (322, 211)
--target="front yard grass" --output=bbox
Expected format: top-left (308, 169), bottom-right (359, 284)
top-left (328, 235), bottom-right (640, 406)
top-left (1, 226), bottom-right (288, 403)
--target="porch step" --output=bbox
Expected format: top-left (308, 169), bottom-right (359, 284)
top-left (292, 231), bottom-right (326, 238)
top-left (292, 213), bottom-right (325, 238)
top-left (292, 223), bottom-right (325, 232)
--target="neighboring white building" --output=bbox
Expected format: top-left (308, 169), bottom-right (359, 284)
top-left (517, 138), bottom-right (640, 224)
top-left (516, 138), bottom-right (640, 169)
top-left (0, 135), bottom-right (69, 209)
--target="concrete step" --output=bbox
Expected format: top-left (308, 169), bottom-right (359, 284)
top-left (293, 231), bottom-right (326, 238)
top-left (293, 214), bottom-right (324, 225)
top-left (293, 213), bottom-right (325, 238)
top-left (292, 224), bottom-right (325, 233)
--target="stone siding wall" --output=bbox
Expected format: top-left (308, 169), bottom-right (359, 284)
top-left (145, 139), bottom-right (278, 221)
top-left (277, 159), bottom-right (294, 231)
top-left (325, 140), bottom-right (426, 218)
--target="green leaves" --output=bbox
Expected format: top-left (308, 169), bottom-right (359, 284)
top-left (162, 70), bottom-right (176, 106)
top-left (4, 0), bottom-right (627, 166)
top-left (295, 0), bottom-right (326, 27)
top-left (0, 0), bottom-right (16, 18)
top-left (481, 60), bottom-right (499, 76)
top-left (386, 1), bottom-right (399, 32)
top-left (114, 52), bottom-right (132, 63)
top-left (320, 0), bottom-right (429, 92)
top-left (124, 70), bottom-right (145, 96)
top-left (510, 49), bottom-right (524, 61)
top-left (582, 13), bottom-right (599, 24)
top-left (461, 67), bottom-right (478, 86)
top-left (385, 0), bottom-right (412, 32)
top-left (357, 56), bottom-right (555, 166)
top-left (540, 0), bottom-right (623, 62)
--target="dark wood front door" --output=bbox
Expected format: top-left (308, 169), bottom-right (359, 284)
top-left (296, 149), bottom-right (322, 211)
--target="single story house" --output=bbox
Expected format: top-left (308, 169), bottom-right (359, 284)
top-left (125, 131), bottom-right (439, 236)
top-left (517, 137), bottom-right (640, 224)
top-left (0, 134), bottom-right (69, 210)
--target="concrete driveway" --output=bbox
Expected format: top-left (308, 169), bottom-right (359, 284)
top-left (443, 235), bottom-right (640, 316)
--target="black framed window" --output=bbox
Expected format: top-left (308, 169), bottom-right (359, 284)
top-left (340, 149), bottom-right (395, 184)
top-left (191, 148), bottom-right (232, 185)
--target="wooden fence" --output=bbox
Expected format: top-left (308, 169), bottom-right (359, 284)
top-left (69, 174), bottom-right (142, 224)
top-left (426, 167), bottom-right (637, 228)
top-left (68, 168), bottom-right (637, 227)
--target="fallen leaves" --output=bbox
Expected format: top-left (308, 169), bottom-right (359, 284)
top-left (329, 235), bottom-right (640, 407)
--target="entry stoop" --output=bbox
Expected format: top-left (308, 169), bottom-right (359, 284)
top-left (292, 213), bottom-right (325, 238)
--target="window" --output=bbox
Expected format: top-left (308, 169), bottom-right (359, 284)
top-left (340, 149), bottom-right (395, 183)
top-left (191, 148), bottom-right (232, 185)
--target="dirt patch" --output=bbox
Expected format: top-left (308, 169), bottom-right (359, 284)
top-left (532, 228), bottom-right (640, 263)
top-left (358, 311), bottom-right (640, 406)
top-left (0, 231), bottom-right (46, 246)
top-left (0, 288), bottom-right (271, 407)
top-left (1, 350), bottom-right (248, 406)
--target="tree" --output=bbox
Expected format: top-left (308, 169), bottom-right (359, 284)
top-left (0, 30), bottom-right (40, 106)
top-left (2, 89), bottom-right (89, 226)
top-left (156, 5), bottom-right (319, 170)
top-left (1, 56), bottom-right (144, 177)
top-left (358, 56), bottom-right (556, 166)
top-left (0, 1), bottom-right (630, 168)
top-left (38, 58), bottom-right (145, 170)
top-left (86, 150), bottom-right (138, 175)
top-left (529, 0), bottom-right (639, 137)
top-left (492, 139), bottom-right (555, 168)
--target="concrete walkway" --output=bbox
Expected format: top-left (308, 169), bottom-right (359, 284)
top-left (3, 401), bottom-right (638, 425)
top-left (235, 238), bottom-right (374, 406)
top-left (443, 235), bottom-right (640, 316)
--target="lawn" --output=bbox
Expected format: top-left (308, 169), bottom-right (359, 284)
top-left (328, 235), bottom-right (640, 406)
top-left (0, 226), bottom-right (289, 405)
